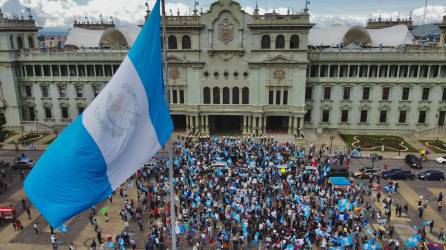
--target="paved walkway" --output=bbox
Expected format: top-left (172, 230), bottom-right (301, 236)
top-left (398, 182), bottom-right (445, 241)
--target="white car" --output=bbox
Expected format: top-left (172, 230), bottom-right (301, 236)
top-left (435, 156), bottom-right (446, 164)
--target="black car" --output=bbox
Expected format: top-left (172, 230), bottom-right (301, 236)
top-left (353, 167), bottom-right (380, 179)
top-left (418, 170), bottom-right (445, 181)
top-left (382, 169), bottom-right (415, 180)
top-left (405, 154), bottom-right (422, 169)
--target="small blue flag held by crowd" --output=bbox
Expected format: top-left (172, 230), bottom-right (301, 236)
top-left (24, 0), bottom-right (173, 227)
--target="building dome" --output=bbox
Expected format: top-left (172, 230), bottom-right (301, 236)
top-left (65, 25), bottom-right (141, 49)
top-left (343, 26), bottom-right (372, 47)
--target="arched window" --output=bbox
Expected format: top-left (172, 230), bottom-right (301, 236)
top-left (290, 35), bottom-right (299, 49)
top-left (242, 87), bottom-right (249, 104)
top-left (232, 87), bottom-right (239, 104)
top-left (182, 35), bottom-right (191, 49)
top-left (9, 35), bottom-right (14, 49)
top-left (168, 35), bottom-right (177, 49)
top-left (17, 36), bottom-right (23, 50)
top-left (213, 87), bottom-right (220, 104)
top-left (28, 36), bottom-right (34, 49)
top-left (223, 87), bottom-right (230, 104)
top-left (203, 87), bottom-right (210, 104)
top-left (261, 35), bottom-right (271, 49)
top-left (275, 35), bottom-right (285, 49)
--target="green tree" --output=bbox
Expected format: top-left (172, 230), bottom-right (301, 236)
top-left (0, 121), bottom-right (6, 143)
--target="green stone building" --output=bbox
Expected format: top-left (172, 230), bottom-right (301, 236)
top-left (0, 0), bottom-right (446, 136)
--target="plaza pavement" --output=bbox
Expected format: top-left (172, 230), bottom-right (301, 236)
top-left (0, 158), bottom-right (445, 249)
top-left (0, 131), bottom-right (445, 249)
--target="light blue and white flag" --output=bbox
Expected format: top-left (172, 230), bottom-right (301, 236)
top-left (24, 0), bottom-right (173, 227)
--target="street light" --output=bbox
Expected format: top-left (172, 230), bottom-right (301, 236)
top-left (329, 135), bottom-right (335, 154)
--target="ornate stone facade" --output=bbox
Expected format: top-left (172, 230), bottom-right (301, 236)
top-left (0, 0), bottom-right (446, 136)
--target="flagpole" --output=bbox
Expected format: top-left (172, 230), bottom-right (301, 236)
top-left (161, 0), bottom-right (177, 249)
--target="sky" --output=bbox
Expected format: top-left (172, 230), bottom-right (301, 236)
top-left (0, 0), bottom-right (445, 29)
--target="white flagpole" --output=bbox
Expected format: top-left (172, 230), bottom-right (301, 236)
top-left (161, 0), bottom-right (177, 249)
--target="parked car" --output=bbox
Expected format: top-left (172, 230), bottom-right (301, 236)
top-left (13, 161), bottom-right (33, 169)
top-left (353, 167), bottom-right (380, 179)
top-left (405, 154), bottom-right (422, 169)
top-left (418, 170), bottom-right (445, 181)
top-left (435, 156), bottom-right (446, 164)
top-left (382, 169), bottom-right (415, 180)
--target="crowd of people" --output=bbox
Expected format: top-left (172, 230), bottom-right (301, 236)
top-left (4, 136), bottom-right (445, 249)
top-left (103, 136), bottom-right (442, 250)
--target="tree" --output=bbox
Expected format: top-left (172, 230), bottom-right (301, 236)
top-left (0, 121), bottom-right (6, 143)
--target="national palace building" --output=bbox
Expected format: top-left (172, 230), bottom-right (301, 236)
top-left (1, 0), bottom-right (446, 136)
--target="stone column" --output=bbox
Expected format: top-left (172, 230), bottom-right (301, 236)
top-left (248, 116), bottom-right (252, 134)
top-left (263, 116), bottom-right (267, 134)
top-left (205, 115), bottom-right (209, 134)
top-left (256, 116), bottom-right (260, 136)
top-left (190, 115), bottom-right (194, 133)
top-left (200, 116), bottom-right (204, 134)
top-left (288, 116), bottom-right (293, 134)
top-left (293, 116), bottom-right (298, 134)
top-left (185, 114), bottom-right (190, 133)
top-left (243, 116), bottom-right (247, 134)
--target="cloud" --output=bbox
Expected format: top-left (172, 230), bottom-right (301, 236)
top-left (412, 5), bottom-right (446, 24)
top-left (311, 5), bottom-right (445, 28)
top-left (0, 0), bottom-right (444, 28)
top-left (0, 0), bottom-right (191, 27)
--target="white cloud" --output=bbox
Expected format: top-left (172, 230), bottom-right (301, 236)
top-left (0, 0), bottom-right (445, 28)
top-left (412, 5), bottom-right (446, 24)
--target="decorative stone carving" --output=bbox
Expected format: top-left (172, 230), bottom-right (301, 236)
top-left (169, 68), bottom-right (180, 80)
top-left (218, 18), bottom-right (234, 45)
top-left (273, 69), bottom-right (286, 81)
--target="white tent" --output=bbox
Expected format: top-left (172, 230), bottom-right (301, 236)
top-left (308, 26), bottom-right (350, 47)
top-left (367, 25), bottom-right (414, 47)
top-left (309, 24), bottom-right (414, 48)
top-left (65, 28), bottom-right (104, 48)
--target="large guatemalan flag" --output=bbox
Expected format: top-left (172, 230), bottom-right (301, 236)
top-left (24, 0), bottom-right (173, 227)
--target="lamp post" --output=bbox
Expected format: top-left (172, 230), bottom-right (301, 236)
top-left (330, 135), bottom-right (335, 154)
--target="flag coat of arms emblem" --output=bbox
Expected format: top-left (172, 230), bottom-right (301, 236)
top-left (24, 0), bottom-right (173, 227)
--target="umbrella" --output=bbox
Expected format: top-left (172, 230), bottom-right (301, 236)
top-left (99, 206), bottom-right (109, 215)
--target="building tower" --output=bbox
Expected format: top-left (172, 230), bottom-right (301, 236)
top-left (0, 9), bottom-right (39, 128)
top-left (439, 15), bottom-right (446, 48)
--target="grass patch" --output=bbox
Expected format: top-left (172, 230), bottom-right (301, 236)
top-left (420, 140), bottom-right (446, 154)
top-left (12, 133), bottom-right (48, 145)
top-left (4, 130), bottom-right (17, 139)
top-left (44, 137), bottom-right (56, 145)
top-left (341, 134), bottom-right (416, 152)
